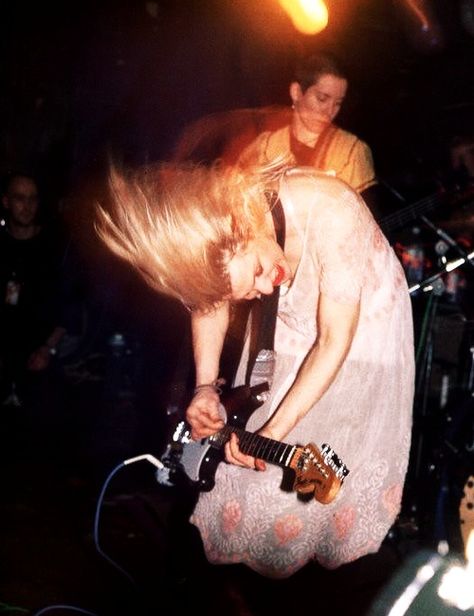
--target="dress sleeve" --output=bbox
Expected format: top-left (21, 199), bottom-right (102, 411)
top-left (311, 183), bottom-right (370, 304)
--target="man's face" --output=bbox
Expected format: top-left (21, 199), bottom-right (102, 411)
top-left (2, 177), bottom-right (39, 227)
top-left (290, 73), bottom-right (348, 135)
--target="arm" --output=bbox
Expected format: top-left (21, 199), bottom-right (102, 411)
top-left (226, 293), bottom-right (359, 468)
top-left (262, 294), bottom-right (359, 440)
top-left (186, 301), bottom-right (230, 440)
top-left (226, 176), bottom-right (366, 469)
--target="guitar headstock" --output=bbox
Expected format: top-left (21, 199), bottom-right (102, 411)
top-left (290, 442), bottom-right (349, 504)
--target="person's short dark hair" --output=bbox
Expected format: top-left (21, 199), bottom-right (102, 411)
top-left (293, 51), bottom-right (348, 93)
top-left (2, 170), bottom-right (40, 198)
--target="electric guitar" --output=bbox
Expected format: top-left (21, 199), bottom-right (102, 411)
top-left (157, 382), bottom-right (349, 505)
top-left (378, 183), bottom-right (473, 236)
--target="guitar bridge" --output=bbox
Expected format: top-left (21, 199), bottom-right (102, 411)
top-left (321, 443), bottom-right (350, 481)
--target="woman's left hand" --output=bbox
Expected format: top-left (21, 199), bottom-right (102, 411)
top-left (224, 432), bottom-right (266, 471)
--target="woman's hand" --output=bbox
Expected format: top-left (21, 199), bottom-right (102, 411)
top-left (224, 432), bottom-right (266, 471)
top-left (186, 386), bottom-right (225, 441)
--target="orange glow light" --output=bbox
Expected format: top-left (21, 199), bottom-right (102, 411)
top-left (405, 0), bottom-right (430, 30)
top-left (278, 0), bottom-right (329, 35)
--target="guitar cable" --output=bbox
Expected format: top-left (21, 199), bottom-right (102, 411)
top-left (31, 454), bottom-right (165, 616)
top-left (93, 454), bottom-right (165, 588)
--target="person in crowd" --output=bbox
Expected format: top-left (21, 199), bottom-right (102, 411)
top-left (96, 161), bottom-right (414, 578)
top-left (0, 171), bottom-right (66, 406)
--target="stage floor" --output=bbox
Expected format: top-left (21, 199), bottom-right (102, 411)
top-left (0, 386), bottom-right (463, 616)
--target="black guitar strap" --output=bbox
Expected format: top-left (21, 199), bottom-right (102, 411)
top-left (245, 191), bottom-right (286, 385)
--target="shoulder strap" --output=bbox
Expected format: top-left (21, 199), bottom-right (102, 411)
top-left (289, 123), bottom-right (338, 169)
top-left (245, 193), bottom-right (285, 384)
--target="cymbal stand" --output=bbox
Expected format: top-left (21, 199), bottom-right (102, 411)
top-left (410, 279), bottom-right (445, 496)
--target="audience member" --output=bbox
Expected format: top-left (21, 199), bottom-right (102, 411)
top-left (0, 171), bottom-right (66, 407)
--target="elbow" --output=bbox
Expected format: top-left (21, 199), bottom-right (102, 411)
top-left (317, 321), bottom-right (358, 358)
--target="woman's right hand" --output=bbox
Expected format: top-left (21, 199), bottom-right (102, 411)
top-left (186, 387), bottom-right (225, 441)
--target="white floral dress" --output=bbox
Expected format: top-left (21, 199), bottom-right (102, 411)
top-left (190, 168), bottom-right (415, 578)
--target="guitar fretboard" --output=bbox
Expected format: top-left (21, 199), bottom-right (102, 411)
top-left (379, 192), bottom-right (444, 234)
top-left (209, 426), bottom-right (297, 468)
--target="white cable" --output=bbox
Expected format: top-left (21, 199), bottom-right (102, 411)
top-left (122, 453), bottom-right (164, 468)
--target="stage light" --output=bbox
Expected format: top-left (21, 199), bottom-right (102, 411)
top-left (369, 543), bottom-right (474, 615)
top-left (437, 531), bottom-right (474, 611)
top-left (395, 0), bottom-right (445, 53)
top-left (404, 0), bottom-right (430, 31)
top-left (278, 0), bottom-right (329, 35)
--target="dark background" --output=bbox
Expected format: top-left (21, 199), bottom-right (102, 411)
top-left (1, 0), bottom-right (472, 490)
top-left (1, 0), bottom-right (473, 205)
top-left (3, 0), bottom-right (470, 416)
top-left (1, 2), bottom-right (473, 615)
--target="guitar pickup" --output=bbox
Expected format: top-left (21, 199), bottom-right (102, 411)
top-left (172, 420), bottom-right (192, 444)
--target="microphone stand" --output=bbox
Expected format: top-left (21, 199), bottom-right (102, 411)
top-left (379, 180), bottom-right (473, 541)
top-left (419, 215), bottom-right (474, 270)
top-left (408, 245), bottom-right (474, 548)
top-left (409, 248), bottom-right (474, 296)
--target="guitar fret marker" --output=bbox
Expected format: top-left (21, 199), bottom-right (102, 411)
top-left (284, 445), bottom-right (296, 466)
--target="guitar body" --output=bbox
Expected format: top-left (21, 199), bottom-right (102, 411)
top-left (179, 403), bottom-right (252, 492)
top-left (159, 383), bottom-right (267, 492)
top-left (158, 383), bottom-right (349, 504)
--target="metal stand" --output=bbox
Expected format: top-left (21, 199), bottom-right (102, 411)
top-left (407, 247), bottom-right (474, 550)
top-left (412, 279), bottom-right (445, 486)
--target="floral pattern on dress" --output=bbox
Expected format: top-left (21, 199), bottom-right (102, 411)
top-left (382, 484), bottom-right (403, 518)
top-left (333, 507), bottom-right (356, 540)
top-left (221, 499), bottom-right (242, 534)
top-left (274, 514), bottom-right (304, 545)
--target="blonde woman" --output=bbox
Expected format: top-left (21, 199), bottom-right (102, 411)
top-left (97, 162), bottom-right (414, 578)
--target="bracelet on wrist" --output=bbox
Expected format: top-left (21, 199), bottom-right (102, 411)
top-left (193, 377), bottom-right (226, 396)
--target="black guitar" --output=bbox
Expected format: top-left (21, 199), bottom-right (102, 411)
top-left (157, 382), bottom-right (349, 505)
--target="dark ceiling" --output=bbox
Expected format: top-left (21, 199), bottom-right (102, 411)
top-left (0, 0), bottom-right (473, 203)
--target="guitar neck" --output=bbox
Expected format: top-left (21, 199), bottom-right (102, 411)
top-left (209, 425), bottom-right (297, 469)
top-left (379, 192), bottom-right (443, 234)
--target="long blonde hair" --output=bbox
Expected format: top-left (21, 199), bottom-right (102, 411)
top-left (95, 162), bottom-right (273, 311)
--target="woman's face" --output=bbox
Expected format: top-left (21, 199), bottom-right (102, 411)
top-left (290, 73), bottom-right (348, 136)
top-left (226, 236), bottom-right (292, 301)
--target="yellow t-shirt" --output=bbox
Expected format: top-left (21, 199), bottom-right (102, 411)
top-left (238, 124), bottom-right (376, 194)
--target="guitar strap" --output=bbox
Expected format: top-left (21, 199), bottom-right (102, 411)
top-left (289, 122), bottom-right (337, 168)
top-left (245, 190), bottom-right (286, 385)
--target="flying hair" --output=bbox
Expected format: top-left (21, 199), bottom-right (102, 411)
top-left (95, 161), bottom-right (282, 311)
